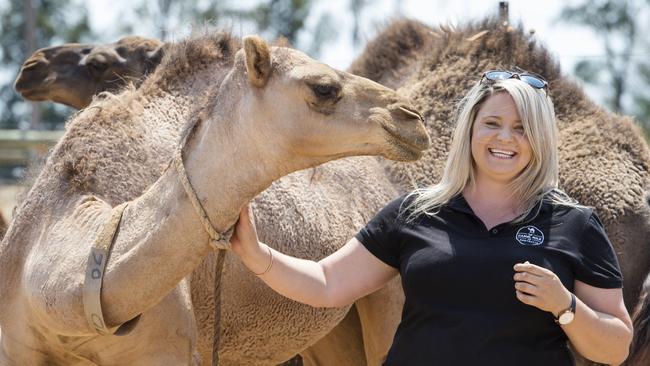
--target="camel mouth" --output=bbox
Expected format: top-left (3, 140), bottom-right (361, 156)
top-left (14, 70), bottom-right (55, 96)
top-left (17, 89), bottom-right (48, 100)
top-left (14, 73), bottom-right (48, 94)
top-left (14, 80), bottom-right (34, 94)
top-left (382, 125), bottom-right (430, 161)
top-left (381, 121), bottom-right (430, 150)
top-left (14, 78), bottom-right (48, 97)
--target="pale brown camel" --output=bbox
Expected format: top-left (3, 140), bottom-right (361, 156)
top-left (15, 35), bottom-right (403, 366)
top-left (17, 18), bottom-right (650, 365)
top-left (16, 37), bottom-right (410, 365)
top-left (0, 32), bottom-right (429, 365)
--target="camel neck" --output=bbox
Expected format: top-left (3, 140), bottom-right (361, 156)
top-left (180, 96), bottom-right (281, 233)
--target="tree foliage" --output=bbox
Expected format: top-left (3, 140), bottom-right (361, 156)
top-left (559, 0), bottom-right (650, 134)
top-left (125, 0), bottom-right (231, 40)
top-left (251, 0), bottom-right (312, 44)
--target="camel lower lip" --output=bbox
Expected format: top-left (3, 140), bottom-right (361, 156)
top-left (382, 126), bottom-right (428, 152)
top-left (385, 132), bottom-right (427, 160)
top-left (17, 89), bottom-right (42, 98)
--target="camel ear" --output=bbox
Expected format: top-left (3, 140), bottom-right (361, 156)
top-left (243, 35), bottom-right (271, 88)
top-left (145, 45), bottom-right (165, 73)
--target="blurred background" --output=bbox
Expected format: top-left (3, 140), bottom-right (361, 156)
top-left (0, 0), bottom-right (649, 220)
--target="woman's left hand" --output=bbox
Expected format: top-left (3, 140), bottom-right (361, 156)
top-left (513, 261), bottom-right (572, 317)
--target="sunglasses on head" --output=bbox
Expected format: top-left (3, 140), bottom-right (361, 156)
top-left (481, 70), bottom-right (548, 90)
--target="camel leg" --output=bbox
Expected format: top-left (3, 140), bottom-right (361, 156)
top-left (299, 304), bottom-right (367, 366)
top-left (354, 276), bottom-right (404, 366)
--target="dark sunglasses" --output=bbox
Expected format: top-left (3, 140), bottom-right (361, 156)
top-left (481, 70), bottom-right (548, 90)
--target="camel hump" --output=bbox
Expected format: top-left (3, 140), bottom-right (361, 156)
top-left (243, 35), bottom-right (271, 88)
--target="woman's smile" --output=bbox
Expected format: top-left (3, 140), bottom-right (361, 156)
top-left (488, 147), bottom-right (517, 159)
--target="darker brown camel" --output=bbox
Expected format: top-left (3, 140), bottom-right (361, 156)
top-left (349, 18), bottom-right (650, 366)
top-left (16, 19), bottom-right (650, 366)
top-left (14, 36), bottom-right (164, 109)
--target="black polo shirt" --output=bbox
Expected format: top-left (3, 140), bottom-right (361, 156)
top-left (355, 193), bottom-right (623, 366)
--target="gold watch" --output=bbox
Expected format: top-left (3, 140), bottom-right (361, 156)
top-left (554, 293), bottom-right (576, 325)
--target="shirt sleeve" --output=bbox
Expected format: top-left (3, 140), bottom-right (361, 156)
top-left (354, 195), bottom-right (407, 268)
top-left (574, 211), bottom-right (623, 288)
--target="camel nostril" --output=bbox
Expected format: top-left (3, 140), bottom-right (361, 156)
top-left (21, 58), bottom-right (46, 71)
top-left (391, 103), bottom-right (423, 121)
top-left (399, 106), bottom-right (423, 121)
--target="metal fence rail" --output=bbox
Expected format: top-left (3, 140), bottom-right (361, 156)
top-left (0, 129), bottom-right (63, 165)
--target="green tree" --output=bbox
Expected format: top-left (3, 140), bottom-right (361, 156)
top-left (124, 0), bottom-right (335, 59)
top-left (237, 0), bottom-right (335, 57)
top-left (251, 0), bottom-right (312, 45)
top-left (559, 0), bottom-right (650, 134)
top-left (0, 0), bottom-right (93, 130)
top-left (350, 0), bottom-right (366, 46)
top-left (124, 0), bottom-right (231, 41)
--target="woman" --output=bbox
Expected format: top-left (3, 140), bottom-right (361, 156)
top-left (230, 71), bottom-right (633, 365)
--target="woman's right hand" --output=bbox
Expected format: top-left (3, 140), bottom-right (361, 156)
top-left (229, 203), bottom-right (263, 258)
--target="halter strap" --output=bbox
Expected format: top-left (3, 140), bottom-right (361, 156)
top-left (173, 151), bottom-right (232, 251)
top-left (83, 201), bottom-right (128, 335)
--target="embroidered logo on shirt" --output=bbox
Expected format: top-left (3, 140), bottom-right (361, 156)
top-left (515, 226), bottom-right (544, 246)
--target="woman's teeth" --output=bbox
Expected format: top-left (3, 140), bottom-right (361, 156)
top-left (489, 148), bottom-right (516, 159)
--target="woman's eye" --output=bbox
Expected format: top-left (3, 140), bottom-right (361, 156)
top-left (513, 125), bottom-right (525, 133)
top-left (312, 84), bottom-right (339, 99)
top-left (485, 121), bottom-right (499, 128)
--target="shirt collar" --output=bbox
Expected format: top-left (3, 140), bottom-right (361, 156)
top-left (446, 194), bottom-right (475, 215)
top-left (446, 193), bottom-right (550, 223)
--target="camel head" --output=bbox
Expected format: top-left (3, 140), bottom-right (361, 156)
top-left (212, 35), bottom-right (430, 174)
top-left (14, 36), bottom-right (164, 109)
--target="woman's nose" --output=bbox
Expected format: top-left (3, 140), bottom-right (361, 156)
top-left (496, 127), bottom-right (514, 142)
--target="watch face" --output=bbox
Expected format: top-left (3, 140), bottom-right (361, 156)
top-left (559, 312), bottom-right (574, 325)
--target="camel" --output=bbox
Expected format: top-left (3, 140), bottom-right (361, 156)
top-left (16, 18), bottom-right (650, 366)
top-left (348, 18), bottom-right (650, 365)
top-left (14, 36), bottom-right (164, 109)
top-left (0, 31), bottom-right (430, 365)
top-left (627, 272), bottom-right (650, 365)
top-left (15, 35), bottom-right (405, 366)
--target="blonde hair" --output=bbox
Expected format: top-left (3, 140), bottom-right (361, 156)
top-left (405, 77), bottom-right (579, 221)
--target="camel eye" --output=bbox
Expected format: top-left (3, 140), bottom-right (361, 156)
top-left (115, 46), bottom-right (127, 56)
top-left (87, 58), bottom-right (108, 75)
top-left (311, 84), bottom-right (340, 100)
